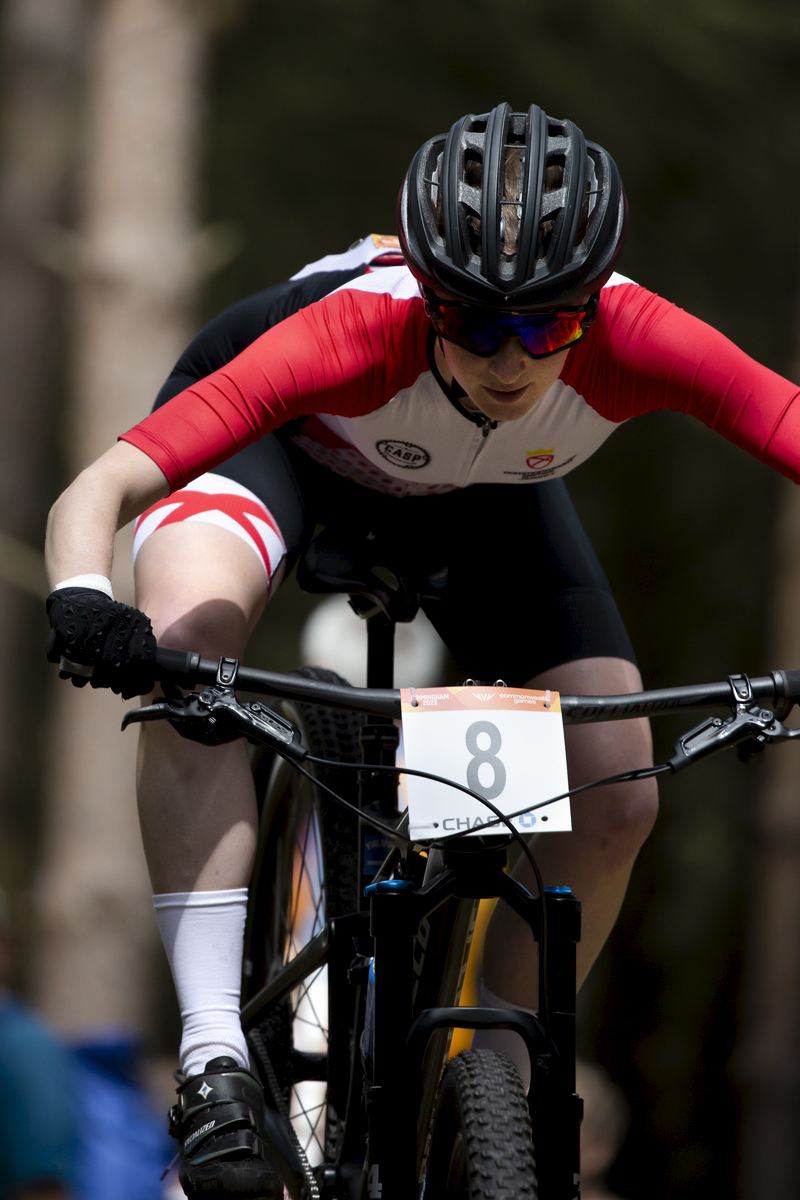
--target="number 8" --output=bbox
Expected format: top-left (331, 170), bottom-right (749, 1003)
top-left (465, 720), bottom-right (507, 800)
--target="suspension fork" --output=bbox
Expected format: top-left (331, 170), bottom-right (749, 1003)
top-left (360, 866), bottom-right (479, 1200)
top-left (531, 887), bottom-right (582, 1200)
top-left (363, 882), bottom-right (417, 1200)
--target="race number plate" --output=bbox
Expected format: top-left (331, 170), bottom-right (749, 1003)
top-left (400, 686), bottom-right (570, 840)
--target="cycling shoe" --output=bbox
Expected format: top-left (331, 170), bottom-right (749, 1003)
top-left (169, 1056), bottom-right (284, 1198)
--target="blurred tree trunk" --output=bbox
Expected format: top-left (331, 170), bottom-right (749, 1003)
top-left (34, 0), bottom-right (207, 1035)
top-left (0, 0), bottom-right (89, 892)
top-left (739, 482), bottom-right (800, 1192)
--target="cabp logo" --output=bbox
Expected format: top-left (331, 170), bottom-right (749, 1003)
top-left (526, 447), bottom-right (555, 469)
top-left (376, 439), bottom-right (431, 470)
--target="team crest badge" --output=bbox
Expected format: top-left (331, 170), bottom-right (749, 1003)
top-left (526, 447), bottom-right (555, 469)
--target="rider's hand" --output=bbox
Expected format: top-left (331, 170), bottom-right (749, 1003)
top-left (45, 587), bottom-right (157, 700)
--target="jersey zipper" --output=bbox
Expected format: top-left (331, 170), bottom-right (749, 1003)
top-left (458, 413), bottom-right (498, 485)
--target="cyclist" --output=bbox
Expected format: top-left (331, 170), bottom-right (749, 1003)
top-left (44, 103), bottom-right (800, 1198)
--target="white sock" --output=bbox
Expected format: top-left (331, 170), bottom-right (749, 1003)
top-left (471, 980), bottom-right (537, 1092)
top-left (154, 888), bottom-right (250, 1079)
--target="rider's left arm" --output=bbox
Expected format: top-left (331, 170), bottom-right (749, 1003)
top-left (563, 282), bottom-right (800, 482)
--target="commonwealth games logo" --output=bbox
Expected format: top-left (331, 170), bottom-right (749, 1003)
top-left (526, 447), bottom-right (555, 469)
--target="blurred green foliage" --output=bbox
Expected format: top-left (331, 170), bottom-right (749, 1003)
top-left (198, 2), bottom-right (800, 1195)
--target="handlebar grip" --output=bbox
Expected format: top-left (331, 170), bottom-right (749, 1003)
top-left (779, 668), bottom-right (800, 700)
top-left (48, 637), bottom-right (200, 688)
top-left (154, 646), bottom-right (201, 686)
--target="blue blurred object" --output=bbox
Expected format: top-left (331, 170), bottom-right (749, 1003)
top-left (0, 993), bottom-right (77, 1193)
top-left (71, 1033), bottom-right (173, 1200)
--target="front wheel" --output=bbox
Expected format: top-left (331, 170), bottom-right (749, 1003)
top-left (424, 1050), bottom-right (537, 1199)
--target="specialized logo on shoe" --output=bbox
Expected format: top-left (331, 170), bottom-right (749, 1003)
top-left (197, 1082), bottom-right (214, 1100)
top-left (376, 440), bottom-right (431, 470)
top-left (185, 1119), bottom-right (215, 1150)
top-left (526, 447), bottom-right (555, 469)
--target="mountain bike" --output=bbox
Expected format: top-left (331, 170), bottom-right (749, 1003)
top-left (63, 529), bottom-right (800, 1200)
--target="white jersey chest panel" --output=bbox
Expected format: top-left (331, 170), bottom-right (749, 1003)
top-left (290, 263), bottom-right (634, 493)
top-left (318, 373), bottom-right (621, 488)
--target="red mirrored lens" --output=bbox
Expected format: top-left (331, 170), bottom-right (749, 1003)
top-left (429, 305), bottom-right (588, 357)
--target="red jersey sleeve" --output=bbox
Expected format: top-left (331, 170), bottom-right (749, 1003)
top-left (120, 287), bottom-right (430, 491)
top-left (563, 283), bottom-right (800, 482)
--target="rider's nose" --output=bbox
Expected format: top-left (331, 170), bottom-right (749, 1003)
top-left (486, 338), bottom-right (528, 384)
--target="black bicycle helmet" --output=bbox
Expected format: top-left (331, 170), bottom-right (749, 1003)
top-left (398, 103), bottom-right (627, 309)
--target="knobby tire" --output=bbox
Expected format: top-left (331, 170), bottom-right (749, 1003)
top-left (424, 1049), bottom-right (538, 1200)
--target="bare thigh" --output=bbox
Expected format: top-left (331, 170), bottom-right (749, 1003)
top-left (134, 522), bottom-right (271, 893)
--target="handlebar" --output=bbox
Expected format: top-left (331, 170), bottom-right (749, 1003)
top-left (48, 646), bottom-right (800, 824)
top-left (153, 647), bottom-right (800, 725)
top-left (154, 648), bottom-right (401, 718)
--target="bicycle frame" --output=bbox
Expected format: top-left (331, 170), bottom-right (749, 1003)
top-left (130, 644), bottom-right (800, 1200)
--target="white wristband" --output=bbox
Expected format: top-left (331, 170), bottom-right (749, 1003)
top-left (53, 574), bottom-right (114, 600)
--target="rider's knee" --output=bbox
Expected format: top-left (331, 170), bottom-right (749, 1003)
top-left (595, 775), bottom-right (659, 864)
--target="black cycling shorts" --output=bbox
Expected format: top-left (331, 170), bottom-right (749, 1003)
top-left (190, 433), bottom-right (636, 686)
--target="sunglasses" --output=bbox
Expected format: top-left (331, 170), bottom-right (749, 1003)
top-left (424, 292), bottom-right (597, 358)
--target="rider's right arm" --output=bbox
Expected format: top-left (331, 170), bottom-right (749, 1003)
top-left (119, 276), bottom-right (430, 493)
top-left (45, 440), bottom-right (168, 590)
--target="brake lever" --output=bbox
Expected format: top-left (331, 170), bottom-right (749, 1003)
top-left (668, 671), bottom-right (800, 771)
top-left (121, 699), bottom-right (177, 726)
top-left (122, 659), bottom-right (308, 762)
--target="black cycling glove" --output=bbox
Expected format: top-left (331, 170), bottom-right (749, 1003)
top-left (46, 587), bottom-right (157, 700)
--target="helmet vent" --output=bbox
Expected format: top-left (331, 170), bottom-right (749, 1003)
top-left (500, 147), bottom-right (524, 258)
top-left (464, 153), bottom-right (483, 190)
top-left (537, 156), bottom-right (567, 261)
top-left (543, 157), bottom-right (565, 192)
top-left (573, 153), bottom-right (601, 254)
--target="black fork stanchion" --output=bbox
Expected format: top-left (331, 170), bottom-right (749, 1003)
top-left (365, 883), bottom-right (416, 1200)
top-left (533, 887), bottom-right (582, 1200)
